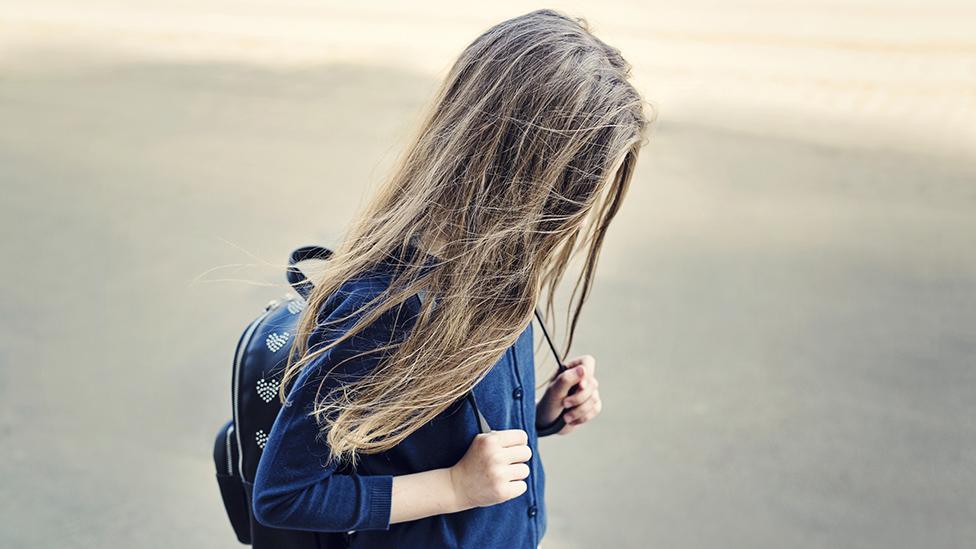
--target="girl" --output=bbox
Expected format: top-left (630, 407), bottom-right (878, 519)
top-left (252, 9), bottom-right (647, 548)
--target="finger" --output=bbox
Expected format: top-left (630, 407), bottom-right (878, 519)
top-left (504, 480), bottom-right (528, 500)
top-left (562, 378), bottom-right (598, 408)
top-left (563, 398), bottom-right (598, 424)
top-left (563, 400), bottom-right (594, 423)
top-left (507, 463), bottom-right (530, 481)
top-left (494, 429), bottom-right (528, 447)
top-left (500, 444), bottom-right (532, 464)
top-left (565, 354), bottom-right (596, 374)
top-left (557, 422), bottom-right (578, 436)
top-left (571, 397), bottom-right (603, 425)
top-left (550, 365), bottom-right (585, 396)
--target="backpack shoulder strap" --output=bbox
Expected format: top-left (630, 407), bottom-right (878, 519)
top-left (287, 245), bottom-right (332, 299)
top-left (532, 306), bottom-right (570, 437)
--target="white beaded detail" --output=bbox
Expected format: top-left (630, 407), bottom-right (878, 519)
top-left (286, 300), bottom-right (305, 315)
top-left (265, 332), bottom-right (290, 353)
top-left (255, 429), bottom-right (269, 449)
top-left (256, 377), bottom-right (280, 403)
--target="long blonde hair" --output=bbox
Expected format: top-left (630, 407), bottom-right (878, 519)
top-left (282, 9), bottom-right (649, 464)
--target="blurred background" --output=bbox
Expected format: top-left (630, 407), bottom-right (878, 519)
top-left (1, 1), bottom-right (974, 547)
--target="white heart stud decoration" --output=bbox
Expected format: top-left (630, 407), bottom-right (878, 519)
top-left (265, 332), bottom-right (290, 353)
top-left (287, 300), bottom-right (305, 315)
top-left (256, 377), bottom-right (280, 403)
top-left (255, 429), bottom-right (269, 449)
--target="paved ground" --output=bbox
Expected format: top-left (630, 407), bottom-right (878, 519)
top-left (1, 2), bottom-right (974, 547)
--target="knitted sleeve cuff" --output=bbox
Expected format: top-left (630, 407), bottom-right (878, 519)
top-left (363, 475), bottom-right (394, 531)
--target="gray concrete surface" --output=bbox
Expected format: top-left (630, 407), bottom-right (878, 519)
top-left (1, 2), bottom-right (974, 548)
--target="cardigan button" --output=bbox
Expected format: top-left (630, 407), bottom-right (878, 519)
top-left (512, 387), bottom-right (524, 400)
top-left (527, 505), bottom-right (538, 518)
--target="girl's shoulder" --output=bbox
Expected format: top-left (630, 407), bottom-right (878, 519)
top-left (309, 265), bottom-right (423, 353)
top-left (293, 267), bottom-right (423, 392)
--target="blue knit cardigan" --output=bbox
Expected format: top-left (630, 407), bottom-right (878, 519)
top-left (251, 261), bottom-right (547, 548)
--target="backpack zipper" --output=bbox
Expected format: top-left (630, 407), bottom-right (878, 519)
top-left (232, 304), bottom-right (276, 480)
top-left (225, 424), bottom-right (235, 475)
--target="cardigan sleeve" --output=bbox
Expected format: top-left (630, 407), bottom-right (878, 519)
top-left (251, 280), bottom-right (418, 532)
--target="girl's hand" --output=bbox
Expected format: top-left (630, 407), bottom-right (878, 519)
top-left (536, 355), bottom-right (602, 435)
top-left (449, 429), bottom-right (532, 509)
